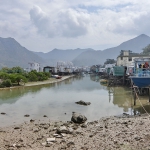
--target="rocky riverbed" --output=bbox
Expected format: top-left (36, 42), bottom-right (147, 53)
top-left (1, 114), bottom-right (150, 150)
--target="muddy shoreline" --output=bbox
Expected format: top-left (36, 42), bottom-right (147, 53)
top-left (0, 114), bottom-right (150, 150)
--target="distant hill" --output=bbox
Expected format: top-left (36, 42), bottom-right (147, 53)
top-left (0, 37), bottom-right (45, 68)
top-left (72, 34), bottom-right (150, 66)
top-left (35, 48), bottom-right (94, 66)
top-left (0, 34), bottom-right (150, 68)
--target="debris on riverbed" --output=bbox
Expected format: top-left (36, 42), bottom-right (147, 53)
top-left (0, 114), bottom-right (150, 150)
top-left (75, 100), bottom-right (91, 106)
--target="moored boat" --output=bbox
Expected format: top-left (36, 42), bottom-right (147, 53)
top-left (129, 58), bottom-right (150, 88)
top-left (130, 76), bottom-right (150, 88)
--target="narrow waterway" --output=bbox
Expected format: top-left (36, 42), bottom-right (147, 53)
top-left (0, 74), bottom-right (149, 127)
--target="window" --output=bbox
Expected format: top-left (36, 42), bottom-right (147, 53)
top-left (128, 57), bottom-right (132, 61)
top-left (121, 57), bottom-right (123, 60)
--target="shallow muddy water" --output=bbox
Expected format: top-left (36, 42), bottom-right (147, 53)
top-left (0, 74), bottom-right (149, 127)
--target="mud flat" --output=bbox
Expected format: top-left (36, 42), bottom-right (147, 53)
top-left (0, 114), bottom-right (150, 150)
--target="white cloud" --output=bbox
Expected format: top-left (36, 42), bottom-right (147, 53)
top-left (0, 0), bottom-right (150, 52)
top-left (30, 6), bottom-right (90, 38)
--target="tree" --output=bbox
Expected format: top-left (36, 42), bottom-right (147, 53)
top-left (142, 44), bottom-right (150, 54)
top-left (11, 66), bottom-right (24, 73)
top-left (104, 59), bottom-right (116, 64)
top-left (1, 67), bottom-right (12, 73)
top-left (0, 72), bottom-right (9, 80)
top-left (28, 71), bottom-right (38, 81)
top-left (9, 74), bottom-right (27, 85)
top-left (1, 66), bottom-right (24, 73)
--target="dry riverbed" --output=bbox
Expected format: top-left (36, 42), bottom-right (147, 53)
top-left (0, 114), bottom-right (150, 150)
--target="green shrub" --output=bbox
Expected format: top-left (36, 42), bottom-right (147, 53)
top-left (28, 71), bottom-right (38, 81)
top-left (0, 72), bottom-right (9, 80)
top-left (9, 74), bottom-right (27, 85)
top-left (1, 79), bottom-right (12, 87)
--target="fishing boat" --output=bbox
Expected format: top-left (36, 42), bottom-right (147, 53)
top-left (130, 76), bottom-right (150, 88)
top-left (129, 58), bottom-right (150, 88)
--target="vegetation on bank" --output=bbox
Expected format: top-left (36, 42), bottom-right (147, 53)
top-left (0, 67), bottom-right (50, 88)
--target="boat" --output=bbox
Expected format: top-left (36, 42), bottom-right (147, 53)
top-left (129, 58), bottom-right (150, 88)
top-left (129, 76), bottom-right (150, 88)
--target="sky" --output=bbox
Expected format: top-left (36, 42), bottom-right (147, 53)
top-left (1, 0), bottom-right (150, 52)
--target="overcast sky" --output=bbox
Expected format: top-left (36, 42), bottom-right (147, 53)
top-left (1, 0), bottom-right (150, 52)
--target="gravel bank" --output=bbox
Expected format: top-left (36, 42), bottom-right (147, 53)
top-left (0, 114), bottom-right (150, 150)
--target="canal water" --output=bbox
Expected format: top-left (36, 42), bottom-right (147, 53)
top-left (0, 75), bottom-right (149, 127)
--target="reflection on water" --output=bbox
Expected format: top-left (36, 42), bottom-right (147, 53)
top-left (0, 75), bottom-right (149, 127)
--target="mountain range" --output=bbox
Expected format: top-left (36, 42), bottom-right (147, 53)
top-left (0, 34), bottom-right (150, 68)
top-left (0, 37), bottom-right (44, 69)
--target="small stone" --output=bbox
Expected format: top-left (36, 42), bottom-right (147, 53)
top-left (47, 138), bottom-right (55, 142)
top-left (19, 138), bottom-right (23, 142)
top-left (44, 126), bottom-right (49, 129)
top-left (89, 135), bottom-right (93, 137)
top-left (16, 144), bottom-right (22, 148)
top-left (45, 144), bottom-right (51, 147)
top-left (67, 141), bottom-right (75, 147)
top-left (42, 142), bottom-right (47, 146)
top-left (24, 114), bottom-right (30, 117)
top-left (47, 142), bottom-right (53, 144)
top-left (135, 136), bottom-right (142, 141)
top-left (1, 112), bottom-right (6, 115)
top-left (33, 128), bottom-right (39, 132)
top-left (43, 115), bottom-right (47, 117)
top-left (30, 119), bottom-right (35, 122)
top-left (61, 133), bottom-right (66, 137)
top-left (14, 127), bottom-right (20, 129)
top-left (53, 134), bottom-right (59, 136)
top-left (81, 124), bottom-right (87, 128)
top-left (12, 144), bottom-right (16, 147)
top-left (56, 135), bottom-right (62, 138)
top-left (37, 137), bottom-right (42, 140)
top-left (57, 126), bottom-right (70, 134)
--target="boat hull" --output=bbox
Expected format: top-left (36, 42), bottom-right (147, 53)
top-left (130, 76), bottom-right (150, 88)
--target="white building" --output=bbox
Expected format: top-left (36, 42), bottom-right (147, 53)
top-left (57, 61), bottom-right (74, 73)
top-left (117, 50), bottom-right (148, 67)
top-left (26, 62), bottom-right (41, 72)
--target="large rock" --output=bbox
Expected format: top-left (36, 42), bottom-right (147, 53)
top-left (75, 100), bottom-right (91, 106)
top-left (71, 112), bottom-right (87, 124)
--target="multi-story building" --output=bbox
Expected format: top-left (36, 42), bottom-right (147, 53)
top-left (26, 62), bottom-right (40, 72)
top-left (117, 50), bottom-right (148, 67)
